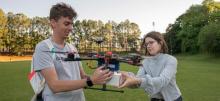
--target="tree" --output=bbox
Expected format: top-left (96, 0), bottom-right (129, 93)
top-left (115, 20), bottom-right (141, 52)
top-left (198, 22), bottom-right (220, 55)
top-left (30, 17), bottom-right (50, 51)
top-left (165, 22), bottom-right (182, 54)
top-left (9, 13), bottom-right (31, 55)
top-left (0, 8), bottom-right (7, 52)
top-left (127, 22), bottom-right (141, 51)
top-left (117, 20), bottom-right (130, 51)
top-left (203, 0), bottom-right (220, 12)
top-left (198, 9), bottom-right (220, 55)
top-left (165, 1), bottom-right (220, 55)
top-left (13, 13), bottom-right (31, 55)
top-left (104, 21), bottom-right (113, 51)
top-left (3, 12), bottom-right (16, 54)
top-left (177, 5), bottom-right (209, 53)
top-left (72, 20), bottom-right (83, 49)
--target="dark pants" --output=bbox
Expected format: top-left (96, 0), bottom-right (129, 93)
top-left (36, 92), bottom-right (44, 101)
top-left (174, 96), bottom-right (182, 101)
top-left (151, 98), bottom-right (165, 101)
top-left (151, 96), bottom-right (182, 101)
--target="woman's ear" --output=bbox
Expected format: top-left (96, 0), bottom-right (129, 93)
top-left (159, 41), bottom-right (163, 46)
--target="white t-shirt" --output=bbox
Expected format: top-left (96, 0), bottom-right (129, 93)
top-left (33, 38), bottom-right (85, 101)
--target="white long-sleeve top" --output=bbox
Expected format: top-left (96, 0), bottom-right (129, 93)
top-left (137, 53), bottom-right (181, 101)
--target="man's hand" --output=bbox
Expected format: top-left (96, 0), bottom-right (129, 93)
top-left (90, 66), bottom-right (113, 85)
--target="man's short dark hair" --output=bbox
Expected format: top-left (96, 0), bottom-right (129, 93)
top-left (49, 2), bottom-right (77, 21)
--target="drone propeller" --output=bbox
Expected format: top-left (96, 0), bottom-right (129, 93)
top-left (43, 51), bottom-right (76, 54)
top-left (43, 51), bottom-right (143, 66)
top-left (42, 51), bottom-right (71, 54)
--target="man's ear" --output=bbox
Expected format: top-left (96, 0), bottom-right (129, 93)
top-left (50, 19), bottom-right (56, 29)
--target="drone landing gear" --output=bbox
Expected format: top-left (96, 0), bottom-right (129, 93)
top-left (85, 84), bottom-right (124, 93)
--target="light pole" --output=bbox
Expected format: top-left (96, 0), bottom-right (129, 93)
top-left (152, 21), bottom-right (155, 31)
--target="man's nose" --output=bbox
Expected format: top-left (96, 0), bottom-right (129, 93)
top-left (68, 25), bottom-right (73, 31)
top-left (69, 25), bottom-right (73, 30)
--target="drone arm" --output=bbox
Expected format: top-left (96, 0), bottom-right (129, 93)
top-left (64, 57), bottom-right (98, 61)
top-left (118, 59), bottom-right (142, 66)
top-left (118, 59), bottom-right (132, 64)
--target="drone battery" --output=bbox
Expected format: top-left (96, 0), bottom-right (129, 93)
top-left (98, 58), bottom-right (119, 71)
top-left (106, 72), bottom-right (122, 87)
top-left (97, 58), bottom-right (105, 66)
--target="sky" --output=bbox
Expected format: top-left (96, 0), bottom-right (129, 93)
top-left (0, 0), bottom-right (205, 37)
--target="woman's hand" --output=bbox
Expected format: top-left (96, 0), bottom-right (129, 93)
top-left (119, 72), bottom-right (141, 88)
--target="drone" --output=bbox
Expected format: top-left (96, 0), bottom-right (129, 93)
top-left (43, 50), bottom-right (143, 93)
top-left (69, 51), bottom-right (142, 68)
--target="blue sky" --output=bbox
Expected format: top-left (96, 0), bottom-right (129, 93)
top-left (0, 0), bottom-right (204, 37)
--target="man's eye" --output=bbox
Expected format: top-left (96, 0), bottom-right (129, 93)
top-left (64, 23), bottom-right (70, 26)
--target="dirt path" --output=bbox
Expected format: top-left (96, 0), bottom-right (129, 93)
top-left (0, 56), bottom-right (32, 62)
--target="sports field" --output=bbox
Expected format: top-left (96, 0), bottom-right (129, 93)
top-left (0, 54), bottom-right (220, 101)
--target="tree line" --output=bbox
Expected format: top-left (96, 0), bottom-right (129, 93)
top-left (0, 9), bottom-right (141, 55)
top-left (0, 0), bottom-right (219, 56)
top-left (165, 0), bottom-right (220, 56)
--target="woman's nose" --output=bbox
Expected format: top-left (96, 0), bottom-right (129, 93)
top-left (147, 44), bottom-right (151, 48)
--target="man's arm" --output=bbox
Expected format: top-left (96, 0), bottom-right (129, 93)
top-left (41, 66), bottom-right (112, 93)
top-left (79, 66), bottom-right (89, 79)
top-left (41, 67), bottom-right (87, 93)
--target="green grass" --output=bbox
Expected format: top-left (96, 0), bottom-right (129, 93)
top-left (176, 54), bottom-right (220, 101)
top-left (83, 61), bottom-right (147, 101)
top-left (0, 54), bottom-right (220, 101)
top-left (0, 61), bottom-right (32, 101)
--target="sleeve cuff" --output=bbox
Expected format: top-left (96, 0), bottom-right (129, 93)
top-left (139, 78), bottom-right (147, 88)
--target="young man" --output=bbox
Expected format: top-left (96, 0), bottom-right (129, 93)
top-left (33, 2), bottom-right (112, 101)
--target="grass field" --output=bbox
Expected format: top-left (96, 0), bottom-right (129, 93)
top-left (0, 54), bottom-right (220, 101)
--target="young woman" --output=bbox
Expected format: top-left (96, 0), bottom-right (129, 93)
top-left (119, 31), bottom-right (182, 101)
